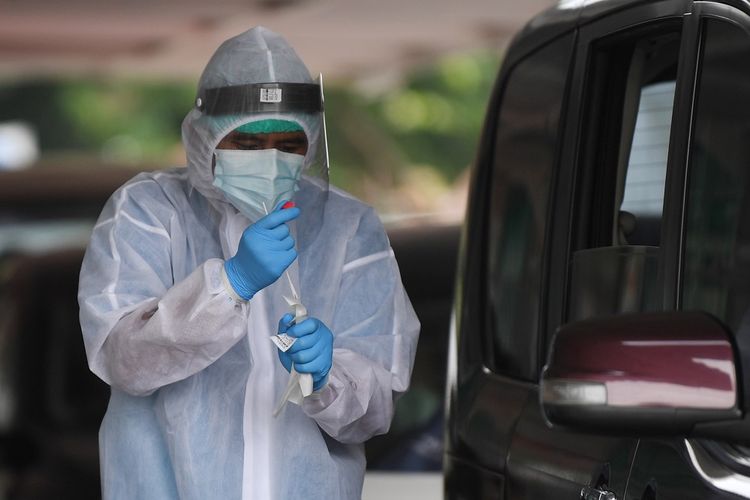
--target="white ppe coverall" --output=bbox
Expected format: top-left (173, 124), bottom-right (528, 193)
top-left (78, 26), bottom-right (420, 500)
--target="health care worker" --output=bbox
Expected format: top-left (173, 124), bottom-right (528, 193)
top-left (78, 26), bottom-right (420, 499)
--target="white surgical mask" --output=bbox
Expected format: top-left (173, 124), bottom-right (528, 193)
top-left (213, 148), bottom-right (304, 220)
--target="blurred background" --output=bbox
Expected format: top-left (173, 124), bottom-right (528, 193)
top-left (0, 0), bottom-right (557, 219)
top-left (0, 0), bottom-right (555, 498)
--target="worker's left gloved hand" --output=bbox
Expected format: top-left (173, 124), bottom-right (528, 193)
top-left (277, 314), bottom-right (333, 391)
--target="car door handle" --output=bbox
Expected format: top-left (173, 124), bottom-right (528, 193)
top-left (581, 485), bottom-right (617, 500)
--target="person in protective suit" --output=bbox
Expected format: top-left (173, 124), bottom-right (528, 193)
top-left (78, 26), bottom-right (420, 500)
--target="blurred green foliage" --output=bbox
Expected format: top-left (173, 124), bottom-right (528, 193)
top-left (0, 50), bottom-right (499, 207)
top-left (58, 81), bottom-right (195, 162)
top-left (324, 52), bottom-right (499, 192)
top-left (374, 52), bottom-right (500, 180)
top-left (0, 80), bottom-right (194, 164)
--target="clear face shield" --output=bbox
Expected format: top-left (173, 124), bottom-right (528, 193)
top-left (197, 75), bottom-right (330, 249)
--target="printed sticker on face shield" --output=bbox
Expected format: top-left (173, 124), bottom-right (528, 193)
top-left (260, 88), bottom-right (282, 103)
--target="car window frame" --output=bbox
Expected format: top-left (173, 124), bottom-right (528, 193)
top-left (544, 0), bottom-right (694, 355)
top-left (675, 1), bottom-right (750, 309)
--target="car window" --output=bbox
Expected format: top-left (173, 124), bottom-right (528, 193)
top-left (620, 80), bottom-right (675, 236)
top-left (568, 26), bottom-right (681, 322)
top-left (681, 19), bottom-right (750, 359)
top-left (679, 17), bottom-right (750, 465)
top-left (485, 34), bottom-right (572, 380)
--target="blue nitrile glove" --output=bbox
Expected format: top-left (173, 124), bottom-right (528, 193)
top-left (277, 313), bottom-right (333, 391)
top-left (224, 203), bottom-right (300, 300)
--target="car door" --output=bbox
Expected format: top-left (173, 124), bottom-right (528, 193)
top-left (443, 21), bottom-right (579, 500)
top-left (444, 1), bottom-right (706, 498)
top-left (624, 3), bottom-right (750, 499)
top-left (503, 1), bottom-right (695, 499)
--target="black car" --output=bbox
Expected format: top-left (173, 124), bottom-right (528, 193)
top-left (445, 0), bottom-right (750, 498)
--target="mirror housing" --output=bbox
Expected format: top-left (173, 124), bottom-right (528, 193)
top-left (541, 312), bottom-right (742, 435)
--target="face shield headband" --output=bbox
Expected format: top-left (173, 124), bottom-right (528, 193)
top-left (196, 82), bottom-right (323, 116)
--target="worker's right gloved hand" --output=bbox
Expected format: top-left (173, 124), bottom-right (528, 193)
top-left (224, 203), bottom-right (301, 300)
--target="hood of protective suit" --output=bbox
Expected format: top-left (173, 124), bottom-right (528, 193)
top-left (181, 26), bottom-right (318, 205)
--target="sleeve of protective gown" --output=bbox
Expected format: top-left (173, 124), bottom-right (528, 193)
top-left (78, 177), bottom-right (248, 397)
top-left (301, 207), bottom-right (420, 443)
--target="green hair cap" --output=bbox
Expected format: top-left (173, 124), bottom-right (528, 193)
top-left (234, 119), bottom-right (304, 135)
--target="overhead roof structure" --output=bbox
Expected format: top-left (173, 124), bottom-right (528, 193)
top-left (0, 0), bottom-right (556, 83)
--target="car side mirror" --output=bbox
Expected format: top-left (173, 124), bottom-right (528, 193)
top-left (541, 312), bottom-right (743, 435)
